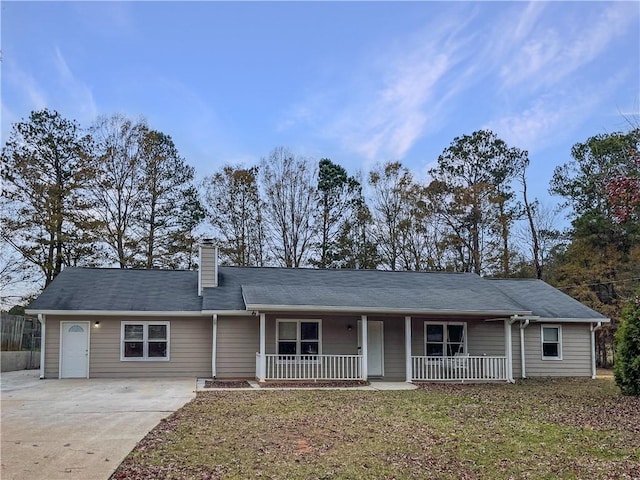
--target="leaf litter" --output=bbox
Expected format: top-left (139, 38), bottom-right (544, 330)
top-left (110, 377), bottom-right (639, 480)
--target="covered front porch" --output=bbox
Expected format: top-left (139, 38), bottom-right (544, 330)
top-left (252, 314), bottom-right (516, 383)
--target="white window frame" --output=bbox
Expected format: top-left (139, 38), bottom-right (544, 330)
top-left (120, 321), bottom-right (170, 361)
top-left (541, 324), bottom-right (562, 360)
top-left (276, 319), bottom-right (322, 358)
top-left (424, 321), bottom-right (467, 357)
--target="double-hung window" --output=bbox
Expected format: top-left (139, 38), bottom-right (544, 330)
top-left (277, 320), bottom-right (321, 356)
top-left (121, 321), bottom-right (170, 361)
top-left (424, 322), bottom-right (466, 356)
top-left (541, 325), bottom-right (562, 360)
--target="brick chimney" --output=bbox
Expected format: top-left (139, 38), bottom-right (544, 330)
top-left (198, 239), bottom-right (218, 295)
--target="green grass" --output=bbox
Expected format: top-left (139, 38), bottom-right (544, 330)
top-left (111, 378), bottom-right (640, 480)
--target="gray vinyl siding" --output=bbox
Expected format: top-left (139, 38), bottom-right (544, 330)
top-left (381, 317), bottom-right (406, 381)
top-left (467, 321), bottom-right (507, 356)
top-left (321, 315), bottom-right (360, 355)
top-left (44, 315), bottom-right (211, 378)
top-left (216, 316), bottom-right (259, 378)
top-left (44, 317), bottom-right (61, 378)
top-left (524, 323), bottom-right (591, 377)
top-left (199, 246), bottom-right (217, 288)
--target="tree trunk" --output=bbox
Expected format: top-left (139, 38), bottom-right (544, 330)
top-left (521, 170), bottom-right (542, 279)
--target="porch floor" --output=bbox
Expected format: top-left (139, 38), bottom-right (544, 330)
top-left (196, 379), bottom-right (417, 392)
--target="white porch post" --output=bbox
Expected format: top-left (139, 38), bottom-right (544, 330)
top-left (505, 318), bottom-right (514, 383)
top-left (361, 315), bottom-right (368, 380)
top-left (519, 319), bottom-right (530, 379)
top-left (590, 322), bottom-right (602, 379)
top-left (38, 314), bottom-right (46, 379)
top-left (405, 316), bottom-right (412, 382)
top-left (259, 313), bottom-right (266, 381)
top-left (211, 314), bottom-right (218, 378)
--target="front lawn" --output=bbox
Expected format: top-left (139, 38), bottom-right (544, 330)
top-left (111, 378), bottom-right (639, 479)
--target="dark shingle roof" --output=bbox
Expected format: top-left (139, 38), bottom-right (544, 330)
top-left (231, 267), bottom-right (528, 314)
top-left (27, 268), bottom-right (202, 312)
top-left (488, 278), bottom-right (607, 320)
top-left (26, 266), bottom-right (607, 321)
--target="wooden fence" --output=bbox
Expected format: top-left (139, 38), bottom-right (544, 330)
top-left (1, 313), bottom-right (41, 352)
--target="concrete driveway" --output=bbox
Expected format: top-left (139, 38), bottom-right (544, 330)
top-left (1, 370), bottom-right (196, 480)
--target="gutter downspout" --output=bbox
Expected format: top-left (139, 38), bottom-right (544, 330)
top-left (405, 316), bottom-right (412, 383)
top-left (211, 314), bottom-right (218, 379)
top-left (361, 315), bottom-right (369, 380)
top-left (590, 322), bottom-right (602, 379)
top-left (505, 317), bottom-right (519, 383)
top-left (37, 314), bottom-right (46, 379)
top-left (519, 319), bottom-right (530, 379)
top-left (258, 313), bottom-right (266, 382)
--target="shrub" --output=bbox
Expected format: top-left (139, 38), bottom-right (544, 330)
top-left (614, 291), bottom-right (640, 395)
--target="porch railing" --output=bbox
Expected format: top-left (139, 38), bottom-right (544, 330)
top-left (412, 355), bottom-right (507, 382)
top-left (257, 354), bottom-right (363, 380)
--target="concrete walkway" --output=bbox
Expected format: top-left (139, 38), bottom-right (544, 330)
top-left (1, 370), bottom-right (195, 480)
top-left (196, 378), bottom-right (418, 391)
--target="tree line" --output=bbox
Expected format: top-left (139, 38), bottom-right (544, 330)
top-left (2, 109), bottom-right (638, 366)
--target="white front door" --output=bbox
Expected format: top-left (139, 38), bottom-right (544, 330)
top-left (60, 321), bottom-right (89, 378)
top-left (359, 320), bottom-right (384, 377)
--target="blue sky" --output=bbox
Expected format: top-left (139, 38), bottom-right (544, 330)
top-left (2, 1), bottom-right (639, 209)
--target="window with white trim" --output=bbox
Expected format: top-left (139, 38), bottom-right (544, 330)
top-left (121, 321), bottom-right (170, 361)
top-left (424, 322), bottom-right (467, 356)
top-left (277, 320), bottom-right (321, 355)
top-left (541, 325), bottom-right (562, 360)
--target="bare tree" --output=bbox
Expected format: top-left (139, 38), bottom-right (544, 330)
top-left (519, 157), bottom-right (543, 278)
top-left (368, 161), bottom-right (417, 271)
top-left (89, 114), bottom-right (146, 268)
top-left (515, 199), bottom-right (562, 280)
top-left (261, 147), bottom-right (317, 268)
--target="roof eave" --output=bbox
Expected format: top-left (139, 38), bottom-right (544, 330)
top-left (201, 310), bottom-right (255, 316)
top-left (528, 316), bottom-right (611, 324)
top-left (244, 303), bottom-right (532, 317)
top-left (24, 309), bottom-right (206, 317)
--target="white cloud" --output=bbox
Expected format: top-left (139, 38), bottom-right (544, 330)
top-left (499, 2), bottom-right (637, 89)
top-left (484, 85), bottom-right (608, 153)
top-left (275, 2), bottom-right (637, 170)
top-left (512, 2), bottom-right (547, 42)
top-left (70, 2), bottom-right (134, 38)
top-left (485, 98), bottom-right (565, 152)
top-left (52, 47), bottom-right (98, 122)
top-left (274, 6), bottom-right (485, 166)
top-left (325, 22), bottom-right (475, 164)
top-left (3, 60), bottom-right (48, 111)
top-left (2, 47), bottom-right (100, 130)
top-left (1, 60), bottom-right (49, 141)
top-left (347, 52), bottom-right (450, 160)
